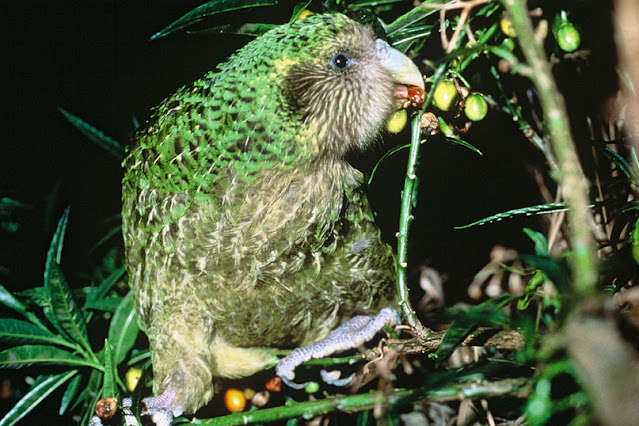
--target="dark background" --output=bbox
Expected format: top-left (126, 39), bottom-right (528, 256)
top-left (1, 0), bottom-right (615, 423)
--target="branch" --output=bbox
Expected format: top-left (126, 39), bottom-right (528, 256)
top-left (501, 0), bottom-right (598, 297)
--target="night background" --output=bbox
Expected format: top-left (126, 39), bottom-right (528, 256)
top-left (1, 1), bottom-right (630, 425)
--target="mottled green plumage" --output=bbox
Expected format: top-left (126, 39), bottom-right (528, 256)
top-left (122, 13), bottom-right (422, 416)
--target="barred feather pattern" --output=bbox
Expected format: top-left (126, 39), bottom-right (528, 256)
top-left (122, 13), bottom-right (399, 413)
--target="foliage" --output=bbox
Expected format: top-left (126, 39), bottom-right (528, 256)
top-left (4, 0), bottom-right (639, 425)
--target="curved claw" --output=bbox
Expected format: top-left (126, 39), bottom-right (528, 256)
top-left (320, 369), bottom-right (356, 387)
top-left (279, 375), bottom-right (310, 390)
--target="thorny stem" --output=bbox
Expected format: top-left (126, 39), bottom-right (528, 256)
top-left (396, 117), bottom-right (430, 340)
top-left (501, 0), bottom-right (598, 296)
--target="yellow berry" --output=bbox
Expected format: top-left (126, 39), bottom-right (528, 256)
top-left (500, 15), bottom-right (516, 38)
top-left (124, 367), bottom-right (143, 392)
top-left (433, 80), bottom-right (458, 112)
top-left (224, 388), bottom-right (247, 412)
top-left (386, 109), bottom-right (408, 134)
top-left (297, 10), bottom-right (314, 20)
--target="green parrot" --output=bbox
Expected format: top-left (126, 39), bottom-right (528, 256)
top-left (120, 12), bottom-right (424, 424)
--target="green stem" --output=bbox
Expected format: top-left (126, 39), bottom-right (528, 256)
top-left (501, 0), bottom-right (597, 297)
top-left (396, 116), bottom-right (430, 339)
top-left (190, 378), bottom-right (530, 425)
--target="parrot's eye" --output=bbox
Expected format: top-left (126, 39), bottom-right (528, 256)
top-left (330, 52), bottom-right (353, 71)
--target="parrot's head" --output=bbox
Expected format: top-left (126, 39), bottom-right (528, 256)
top-left (230, 13), bottom-right (425, 159)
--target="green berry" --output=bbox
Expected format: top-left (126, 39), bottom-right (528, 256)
top-left (433, 80), bottom-right (458, 112)
top-left (557, 23), bottom-right (580, 52)
top-left (304, 381), bottom-right (320, 393)
top-left (464, 93), bottom-right (488, 121)
top-left (501, 37), bottom-right (516, 52)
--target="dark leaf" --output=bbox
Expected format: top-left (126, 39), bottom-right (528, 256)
top-left (150, 0), bottom-right (279, 41)
top-left (0, 371), bottom-right (77, 426)
top-left (0, 345), bottom-right (99, 369)
top-left (109, 292), bottom-right (141, 365)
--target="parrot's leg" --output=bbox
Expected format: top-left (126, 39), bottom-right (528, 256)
top-left (275, 306), bottom-right (401, 389)
top-left (88, 388), bottom-right (180, 426)
top-left (118, 387), bottom-right (181, 426)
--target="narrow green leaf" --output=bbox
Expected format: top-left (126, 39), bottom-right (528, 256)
top-left (602, 146), bottom-right (638, 183)
top-left (150, 0), bottom-right (279, 41)
top-left (15, 286), bottom-right (49, 307)
top-left (0, 319), bottom-right (73, 348)
top-left (289, 0), bottom-right (313, 23)
top-left (84, 297), bottom-right (123, 313)
top-left (0, 284), bottom-right (48, 330)
top-left (455, 202), bottom-right (570, 229)
top-left (0, 345), bottom-right (100, 369)
top-left (44, 207), bottom-right (69, 288)
top-left (58, 108), bottom-right (125, 159)
top-left (385, 1), bottom-right (440, 36)
top-left (188, 22), bottom-right (277, 37)
top-left (348, 0), bottom-right (407, 8)
top-left (47, 263), bottom-right (90, 351)
top-left (102, 339), bottom-right (117, 399)
top-left (109, 292), bottom-right (141, 365)
top-left (59, 372), bottom-right (82, 415)
top-left (0, 370), bottom-right (77, 426)
top-left (388, 25), bottom-right (433, 47)
top-left (84, 267), bottom-right (126, 308)
top-left (368, 144), bottom-right (410, 185)
top-left (444, 136), bottom-right (483, 156)
top-left (17, 284), bottom-right (71, 339)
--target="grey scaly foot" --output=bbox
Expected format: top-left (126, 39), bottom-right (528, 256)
top-left (102, 386), bottom-right (182, 426)
top-left (276, 307), bottom-right (401, 389)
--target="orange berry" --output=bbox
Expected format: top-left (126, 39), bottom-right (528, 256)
top-left (224, 388), bottom-right (246, 412)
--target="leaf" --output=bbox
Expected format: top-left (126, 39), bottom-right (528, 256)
top-left (289, 0), bottom-right (313, 23)
top-left (188, 22), bottom-right (277, 37)
top-left (109, 292), bottom-right (141, 365)
top-left (0, 345), bottom-right (99, 369)
top-left (58, 108), bottom-right (125, 159)
top-left (44, 207), bottom-right (69, 289)
top-left (0, 370), bottom-right (77, 426)
top-left (444, 136), bottom-right (483, 156)
top-left (348, 0), bottom-right (408, 8)
top-left (84, 266), bottom-right (126, 309)
top-left (388, 24), bottom-right (433, 47)
top-left (0, 319), bottom-right (72, 348)
top-left (102, 339), bottom-right (118, 399)
top-left (384, 2), bottom-right (441, 36)
top-left (0, 283), bottom-right (48, 330)
top-left (150, 0), bottom-right (279, 41)
top-left (59, 372), bottom-right (82, 415)
top-left (46, 262), bottom-right (90, 351)
top-left (601, 146), bottom-right (638, 183)
top-left (455, 202), bottom-right (570, 229)
top-left (84, 297), bottom-right (124, 313)
top-left (523, 228), bottom-right (549, 256)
